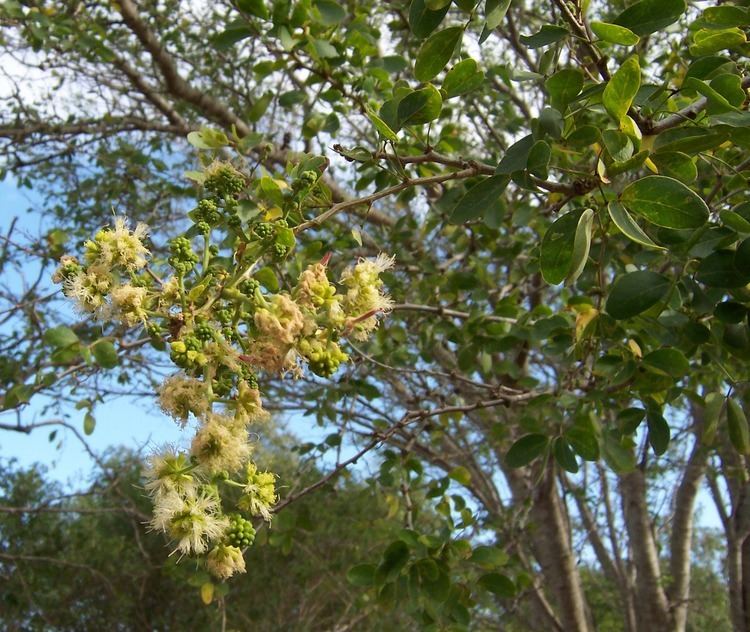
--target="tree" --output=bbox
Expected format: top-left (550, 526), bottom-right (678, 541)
top-left (0, 444), bottom-right (418, 631)
top-left (2, 0), bottom-right (750, 629)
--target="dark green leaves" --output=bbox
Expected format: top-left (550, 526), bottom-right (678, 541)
top-left (495, 135), bottom-right (534, 174)
top-left (620, 176), bottom-right (709, 229)
top-left (613, 0), bottom-right (686, 36)
top-left (44, 325), bottom-right (79, 348)
top-left (545, 69), bottom-right (584, 112)
top-left (397, 85), bottom-right (443, 126)
top-left (696, 240), bottom-right (750, 288)
top-left (506, 434), bottom-right (548, 468)
top-left (646, 412), bottom-right (670, 455)
top-left (347, 563), bottom-right (377, 586)
top-left (83, 411), bottom-right (96, 436)
top-left (540, 209), bottom-right (594, 285)
top-left (603, 55), bottom-right (640, 122)
top-left (519, 25), bottom-right (569, 49)
top-left (448, 175), bottom-right (509, 223)
top-left (443, 59), bottom-right (485, 97)
top-left (92, 340), bottom-right (118, 369)
top-left (415, 27), bottom-right (463, 82)
top-left (727, 398), bottom-right (750, 454)
top-left (607, 202), bottom-right (664, 250)
top-left (485, 0), bottom-right (511, 31)
top-left (554, 438), bottom-right (579, 473)
top-left (606, 271), bottom-right (671, 319)
top-left (366, 107), bottom-right (398, 141)
top-left (590, 21), bottom-right (640, 46)
top-left (479, 573), bottom-right (516, 597)
top-left (378, 540), bottom-right (410, 582)
top-left (409, 0), bottom-right (450, 38)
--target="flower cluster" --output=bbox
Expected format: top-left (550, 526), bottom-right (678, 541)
top-left (52, 150), bottom-right (394, 583)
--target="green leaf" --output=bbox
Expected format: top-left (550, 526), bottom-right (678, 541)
top-left (479, 573), bottom-right (516, 597)
top-left (703, 6), bottom-right (750, 28)
top-left (506, 433), bottom-right (548, 468)
top-left (443, 58), bottom-right (485, 97)
top-left (683, 77), bottom-right (740, 114)
top-left (606, 271), bottom-right (671, 319)
top-left (237, 0), bottom-right (269, 19)
top-left (608, 201), bottom-right (664, 250)
top-left (449, 466), bottom-right (472, 485)
top-left (415, 27), bottom-right (463, 82)
top-left (567, 208), bottom-right (594, 285)
top-left (347, 563), bottom-right (377, 586)
top-left (91, 340), bottom-right (118, 369)
top-left (647, 412), bottom-right (670, 456)
top-left (566, 424), bottom-right (600, 461)
top-left (519, 25), bottom-right (569, 49)
top-left (545, 69), bottom-right (584, 112)
top-left (603, 55), bottom-right (640, 123)
top-left (83, 411), bottom-right (96, 436)
top-left (642, 348), bottom-right (689, 378)
top-left (602, 130), bottom-right (634, 163)
top-left (397, 85), bottom-right (443, 127)
top-left (254, 267), bottom-right (279, 292)
top-left (210, 23), bottom-right (253, 50)
top-left (469, 546), bottom-right (509, 569)
top-left (602, 431), bottom-right (636, 473)
top-left (538, 107), bottom-right (564, 139)
top-left (690, 28), bottom-right (747, 57)
top-left (409, 0), bottom-right (450, 39)
top-left (44, 326), bottom-right (79, 348)
top-left (696, 249), bottom-right (750, 288)
top-left (448, 175), bottom-right (509, 223)
top-left (365, 107), bottom-right (398, 141)
top-left (485, 0), bottom-right (512, 30)
top-left (727, 398), bottom-right (750, 455)
top-left (620, 176), bottom-right (708, 229)
top-left (425, 0), bottom-right (451, 8)
top-left (553, 437), bottom-right (579, 473)
top-left (649, 152), bottom-right (697, 184)
top-left (314, 0), bottom-right (346, 25)
top-left (378, 540), bottom-right (410, 582)
top-left (540, 209), bottom-right (581, 285)
top-left (187, 128), bottom-right (229, 149)
top-left (247, 92), bottom-right (273, 123)
top-left (613, 0), bottom-right (686, 36)
top-left (590, 21), bottom-right (640, 46)
top-left (495, 134), bottom-right (535, 174)
top-left (702, 392), bottom-right (724, 445)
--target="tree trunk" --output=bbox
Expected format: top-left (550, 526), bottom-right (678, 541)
top-left (668, 415), bottom-right (709, 631)
top-left (507, 463), bottom-right (593, 632)
top-left (619, 469), bottom-right (673, 632)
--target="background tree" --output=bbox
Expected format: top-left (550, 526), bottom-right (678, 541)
top-left (1, 0), bottom-right (750, 630)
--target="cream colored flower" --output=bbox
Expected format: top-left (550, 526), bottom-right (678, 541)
top-left (109, 284), bottom-right (148, 326)
top-left (143, 449), bottom-right (197, 499)
top-left (191, 414), bottom-right (252, 474)
top-left (151, 489), bottom-right (229, 556)
top-left (234, 380), bottom-right (269, 424)
top-left (158, 373), bottom-right (210, 425)
top-left (238, 462), bottom-right (277, 522)
top-left (254, 294), bottom-right (307, 345)
top-left (207, 544), bottom-right (246, 580)
top-left (84, 217), bottom-right (149, 271)
top-left (63, 266), bottom-right (113, 315)
top-left (340, 254), bottom-right (395, 340)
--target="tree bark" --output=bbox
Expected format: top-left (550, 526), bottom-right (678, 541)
top-left (507, 463), bottom-right (594, 632)
top-left (668, 409), bottom-right (709, 632)
top-left (619, 468), bottom-right (673, 632)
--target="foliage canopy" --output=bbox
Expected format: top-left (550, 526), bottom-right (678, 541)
top-left (2, 0), bottom-right (750, 630)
